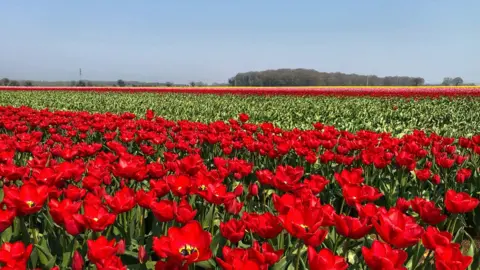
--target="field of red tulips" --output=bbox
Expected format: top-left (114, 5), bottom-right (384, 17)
top-left (0, 104), bottom-right (478, 270)
top-left (1, 85), bottom-right (480, 97)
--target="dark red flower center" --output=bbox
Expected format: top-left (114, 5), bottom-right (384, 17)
top-left (179, 244), bottom-right (198, 257)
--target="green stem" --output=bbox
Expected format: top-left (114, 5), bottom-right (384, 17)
top-left (295, 242), bottom-right (303, 270)
top-left (210, 205), bottom-right (216, 235)
top-left (421, 250), bottom-right (433, 270)
top-left (449, 216), bottom-right (458, 235)
top-left (412, 244), bottom-right (423, 270)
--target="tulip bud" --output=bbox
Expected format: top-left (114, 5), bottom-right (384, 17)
top-left (146, 109), bottom-right (154, 120)
top-left (248, 183), bottom-right (259, 197)
top-left (238, 113), bottom-right (249, 123)
top-left (138, 245), bottom-right (148, 264)
top-left (50, 267), bottom-right (60, 270)
top-left (431, 174), bottom-right (441, 185)
top-left (234, 184), bottom-right (243, 196)
top-left (425, 161), bottom-right (432, 169)
top-left (72, 251), bottom-right (84, 270)
top-left (116, 239), bottom-right (126, 255)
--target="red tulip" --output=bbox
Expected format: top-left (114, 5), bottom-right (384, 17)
top-left (149, 179), bottom-right (170, 197)
top-left (136, 189), bottom-right (156, 208)
top-left (410, 197), bottom-right (447, 225)
top-left (445, 190), bottom-right (479, 213)
top-left (113, 155), bottom-right (148, 181)
top-left (372, 208), bottom-right (424, 248)
top-left (116, 239), bottom-right (125, 255)
top-left (362, 240), bottom-right (408, 270)
top-left (249, 241), bottom-right (283, 266)
top-left (220, 219), bottom-right (246, 243)
top-left (3, 183), bottom-right (49, 215)
top-left (0, 241), bottom-right (33, 270)
top-left (138, 245), bottom-right (147, 264)
top-left (355, 203), bottom-right (378, 220)
top-left (242, 212), bottom-right (283, 239)
top-left (395, 198), bottom-right (411, 212)
top-left (151, 200), bottom-right (176, 222)
top-left (145, 109), bottom-right (154, 120)
top-left (334, 214), bottom-right (372, 239)
top-left (435, 243), bottom-right (473, 270)
top-left (342, 184), bottom-right (383, 206)
top-left (83, 202), bottom-right (116, 232)
top-left (233, 184), bottom-right (244, 196)
top-left (216, 246), bottom-right (264, 270)
top-left (175, 199), bottom-right (197, 224)
top-left (166, 175), bottom-right (192, 197)
top-left (248, 183), bottom-right (259, 197)
top-left (455, 168), bottom-right (471, 184)
top-left (238, 113), bottom-right (249, 122)
top-left (64, 185), bottom-right (87, 201)
top-left (72, 251), bottom-right (84, 270)
top-left (422, 226), bottom-right (452, 250)
top-left (278, 206), bottom-right (327, 246)
top-left (0, 208), bottom-right (15, 233)
top-left (153, 221), bottom-right (212, 266)
top-left (307, 247), bottom-right (348, 270)
top-left (48, 198), bottom-right (86, 235)
top-left (415, 168), bottom-right (431, 181)
top-left (334, 168), bottom-right (364, 186)
top-left (105, 186), bottom-right (136, 214)
top-left (303, 175), bottom-right (329, 194)
top-left (87, 236), bottom-right (119, 264)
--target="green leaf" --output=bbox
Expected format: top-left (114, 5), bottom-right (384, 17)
top-left (0, 226), bottom-right (12, 243)
top-left (272, 256), bottom-right (288, 270)
top-left (195, 259), bottom-right (216, 269)
top-left (210, 231), bottom-right (227, 257)
top-left (202, 204), bottom-right (215, 229)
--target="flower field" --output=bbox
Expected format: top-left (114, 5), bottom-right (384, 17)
top-left (1, 90), bottom-right (480, 136)
top-left (0, 89), bottom-right (479, 269)
top-left (1, 86), bottom-right (480, 97)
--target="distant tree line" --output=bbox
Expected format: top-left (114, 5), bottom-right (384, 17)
top-left (0, 71), bottom-right (474, 87)
top-left (227, 69), bottom-right (432, 86)
top-left (441, 77), bottom-right (470, 86)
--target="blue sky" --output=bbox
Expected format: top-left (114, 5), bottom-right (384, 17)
top-left (0, 0), bottom-right (479, 84)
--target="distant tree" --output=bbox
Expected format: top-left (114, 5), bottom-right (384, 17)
top-left (9, 80), bottom-right (20, 86)
top-left (70, 80), bottom-right (77, 86)
top-left (441, 77), bottom-right (453, 86)
top-left (86, 81), bottom-right (94, 87)
top-left (117, 79), bottom-right (126, 87)
top-left (189, 81), bottom-right (196, 87)
top-left (194, 81), bottom-right (207, 86)
top-left (0, 78), bottom-right (10, 86)
top-left (452, 77), bottom-right (463, 86)
top-left (24, 80), bottom-right (33, 86)
top-left (229, 69), bottom-right (425, 87)
top-left (76, 80), bottom-right (86, 87)
top-left (412, 77), bottom-right (425, 86)
top-left (165, 82), bottom-right (174, 87)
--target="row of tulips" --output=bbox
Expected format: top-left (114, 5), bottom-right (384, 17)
top-left (0, 106), bottom-right (479, 269)
top-left (1, 86), bottom-right (480, 97)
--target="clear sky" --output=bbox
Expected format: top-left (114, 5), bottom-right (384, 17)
top-left (0, 0), bottom-right (479, 84)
